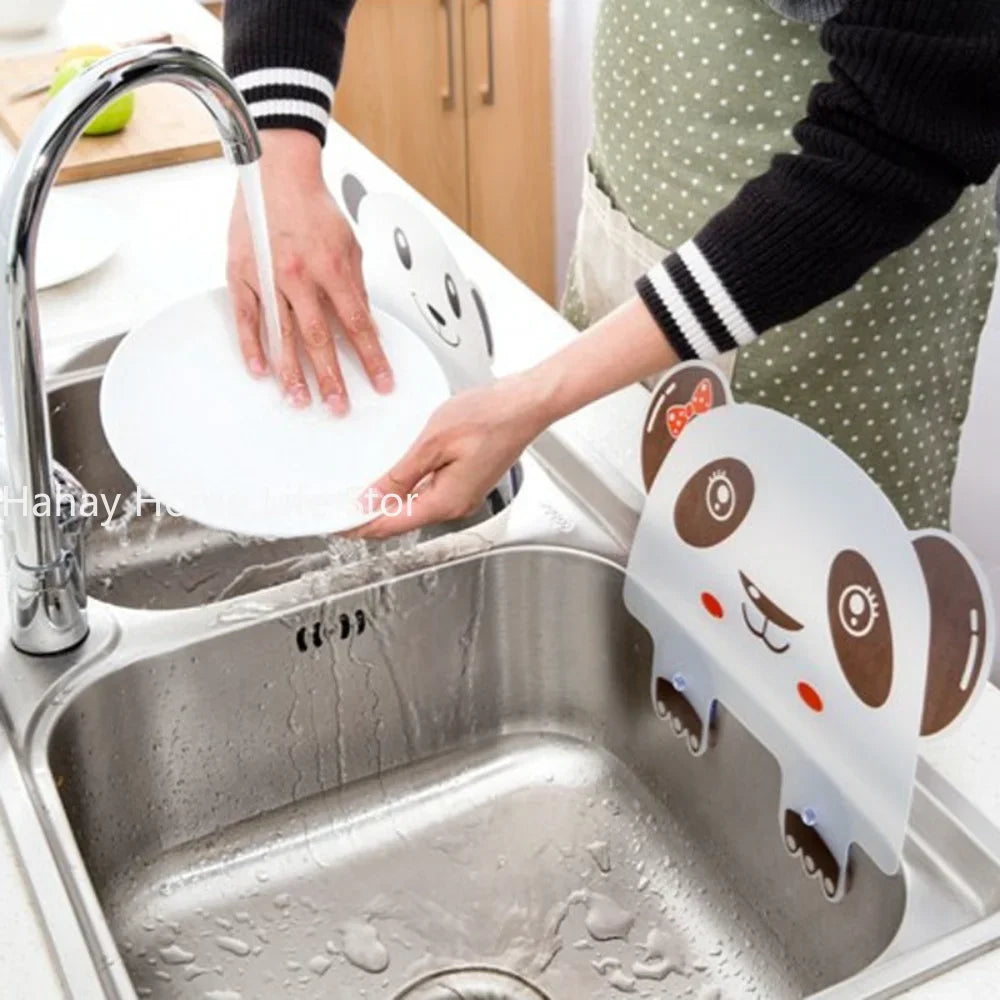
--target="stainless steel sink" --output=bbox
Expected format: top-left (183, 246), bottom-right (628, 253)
top-left (0, 339), bottom-right (996, 998)
top-left (28, 547), bottom-right (1000, 1000)
top-left (46, 347), bottom-right (518, 610)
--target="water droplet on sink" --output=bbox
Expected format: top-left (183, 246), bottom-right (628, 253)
top-left (307, 954), bottom-right (332, 976)
top-left (215, 935), bottom-right (251, 957)
top-left (341, 920), bottom-right (390, 974)
top-left (633, 926), bottom-right (686, 981)
top-left (582, 892), bottom-right (635, 942)
top-left (158, 944), bottom-right (195, 965)
top-left (587, 840), bottom-right (612, 873)
top-left (592, 956), bottom-right (637, 993)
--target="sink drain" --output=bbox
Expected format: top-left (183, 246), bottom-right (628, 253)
top-left (394, 967), bottom-right (551, 1000)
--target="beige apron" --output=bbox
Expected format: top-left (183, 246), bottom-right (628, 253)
top-left (565, 156), bottom-right (737, 383)
top-left (563, 0), bottom-right (996, 530)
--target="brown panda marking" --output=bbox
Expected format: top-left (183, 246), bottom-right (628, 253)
top-left (642, 364), bottom-right (731, 491)
top-left (915, 534), bottom-right (989, 736)
top-left (674, 459), bottom-right (755, 549)
top-left (827, 550), bottom-right (893, 709)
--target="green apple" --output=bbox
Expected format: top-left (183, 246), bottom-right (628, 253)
top-left (49, 55), bottom-right (135, 136)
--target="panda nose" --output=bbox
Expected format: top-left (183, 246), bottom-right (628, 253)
top-left (428, 304), bottom-right (447, 326)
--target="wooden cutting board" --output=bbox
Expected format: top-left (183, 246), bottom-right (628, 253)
top-left (0, 44), bottom-right (223, 184)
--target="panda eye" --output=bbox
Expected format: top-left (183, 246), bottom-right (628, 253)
top-left (827, 550), bottom-right (892, 707)
top-left (394, 228), bottom-right (412, 270)
top-left (674, 458), bottom-right (754, 548)
top-left (705, 469), bottom-right (736, 522)
top-left (445, 274), bottom-right (462, 318)
top-left (837, 584), bottom-right (879, 638)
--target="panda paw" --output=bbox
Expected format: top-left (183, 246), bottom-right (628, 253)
top-left (653, 677), bottom-right (707, 753)
top-left (783, 810), bottom-right (848, 900)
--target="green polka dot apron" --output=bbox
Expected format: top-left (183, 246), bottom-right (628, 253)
top-left (564, 0), bottom-right (997, 530)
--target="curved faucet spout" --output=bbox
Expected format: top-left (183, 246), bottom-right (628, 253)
top-left (0, 45), bottom-right (262, 654)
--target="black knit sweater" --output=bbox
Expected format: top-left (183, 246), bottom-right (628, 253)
top-left (224, 0), bottom-right (1000, 361)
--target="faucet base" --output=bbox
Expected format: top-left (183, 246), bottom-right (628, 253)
top-left (8, 553), bottom-right (88, 656)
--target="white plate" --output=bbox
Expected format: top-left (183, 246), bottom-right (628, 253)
top-left (100, 288), bottom-right (451, 537)
top-left (36, 189), bottom-right (124, 290)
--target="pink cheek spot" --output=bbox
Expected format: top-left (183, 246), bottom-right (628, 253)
top-left (798, 682), bottom-right (824, 713)
top-left (701, 592), bottom-right (724, 619)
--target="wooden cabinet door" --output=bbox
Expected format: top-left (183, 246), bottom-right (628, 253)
top-left (335, 0), bottom-right (470, 229)
top-left (463, 0), bottom-right (555, 302)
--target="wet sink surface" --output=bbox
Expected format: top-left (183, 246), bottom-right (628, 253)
top-left (42, 547), bottom-right (945, 1000)
top-left (102, 737), bottom-right (809, 999)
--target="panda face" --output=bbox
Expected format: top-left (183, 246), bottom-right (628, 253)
top-left (667, 445), bottom-right (898, 715)
top-left (645, 399), bottom-right (930, 733)
top-left (390, 219), bottom-right (466, 348)
top-left (343, 175), bottom-right (494, 389)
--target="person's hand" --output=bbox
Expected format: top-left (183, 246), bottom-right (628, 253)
top-left (351, 296), bottom-right (682, 539)
top-left (227, 129), bottom-right (393, 415)
top-left (352, 372), bottom-right (553, 539)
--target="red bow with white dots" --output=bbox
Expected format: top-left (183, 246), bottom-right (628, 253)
top-left (666, 378), bottom-right (714, 438)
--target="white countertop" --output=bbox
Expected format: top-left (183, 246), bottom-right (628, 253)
top-left (1, 1), bottom-right (999, 996)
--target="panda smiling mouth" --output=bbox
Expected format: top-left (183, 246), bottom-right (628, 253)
top-left (411, 292), bottom-right (461, 347)
top-left (738, 571), bottom-right (803, 655)
top-left (741, 604), bottom-right (792, 654)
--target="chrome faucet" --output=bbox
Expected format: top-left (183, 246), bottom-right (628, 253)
top-left (0, 45), bottom-right (260, 654)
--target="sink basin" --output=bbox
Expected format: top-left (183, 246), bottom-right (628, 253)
top-left (40, 547), bottom-right (1000, 999)
top-left (47, 349), bottom-right (517, 610)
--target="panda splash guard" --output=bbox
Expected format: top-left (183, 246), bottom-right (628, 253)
top-left (624, 361), bottom-right (994, 903)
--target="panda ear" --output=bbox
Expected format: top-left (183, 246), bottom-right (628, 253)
top-left (471, 285), bottom-right (493, 359)
top-left (641, 361), bottom-right (732, 492)
top-left (342, 174), bottom-right (368, 223)
top-left (913, 530), bottom-right (994, 737)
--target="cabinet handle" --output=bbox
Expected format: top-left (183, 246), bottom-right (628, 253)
top-left (441, 0), bottom-right (457, 109)
top-left (479, 0), bottom-right (496, 105)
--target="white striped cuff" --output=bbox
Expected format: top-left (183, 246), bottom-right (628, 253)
top-left (233, 67), bottom-right (335, 102)
top-left (245, 99), bottom-right (331, 130)
top-left (233, 66), bottom-right (334, 141)
top-left (678, 241), bottom-right (756, 347)
top-left (637, 239), bottom-right (760, 360)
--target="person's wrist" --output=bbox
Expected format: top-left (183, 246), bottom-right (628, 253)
top-left (505, 362), bottom-right (570, 435)
top-left (258, 129), bottom-right (325, 189)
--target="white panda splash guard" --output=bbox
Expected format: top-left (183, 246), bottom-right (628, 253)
top-left (339, 173), bottom-right (495, 393)
top-left (624, 361), bottom-right (994, 902)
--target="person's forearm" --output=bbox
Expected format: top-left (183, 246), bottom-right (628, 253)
top-left (637, 0), bottom-right (1000, 362)
top-left (223, 0), bottom-right (358, 145)
top-left (515, 298), bottom-right (679, 429)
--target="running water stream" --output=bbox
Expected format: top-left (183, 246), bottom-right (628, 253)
top-left (238, 163), bottom-right (283, 366)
